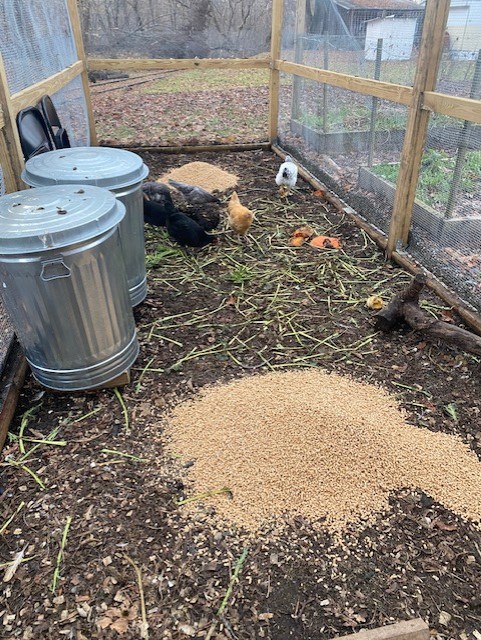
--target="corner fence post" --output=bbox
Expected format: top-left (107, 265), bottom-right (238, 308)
top-left (269, 0), bottom-right (284, 144)
top-left (0, 52), bottom-right (25, 192)
top-left (66, 0), bottom-right (98, 146)
top-left (386, 0), bottom-right (450, 256)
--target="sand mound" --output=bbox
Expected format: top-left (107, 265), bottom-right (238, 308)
top-left (166, 369), bottom-right (481, 535)
top-left (159, 162), bottom-right (238, 193)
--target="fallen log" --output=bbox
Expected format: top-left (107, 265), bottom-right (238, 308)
top-left (375, 272), bottom-right (481, 356)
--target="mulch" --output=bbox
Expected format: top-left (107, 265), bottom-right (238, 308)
top-left (1, 149), bottom-right (481, 640)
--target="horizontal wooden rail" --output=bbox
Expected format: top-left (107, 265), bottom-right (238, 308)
top-left (88, 57), bottom-right (270, 71)
top-left (276, 60), bottom-right (414, 105)
top-left (423, 90), bottom-right (481, 124)
top-left (10, 60), bottom-right (84, 113)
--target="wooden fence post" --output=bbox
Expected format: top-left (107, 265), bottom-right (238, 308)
top-left (386, 0), bottom-right (450, 256)
top-left (269, 0), bottom-right (284, 144)
top-left (66, 0), bottom-right (98, 145)
top-left (292, 0), bottom-right (307, 122)
top-left (0, 53), bottom-right (25, 192)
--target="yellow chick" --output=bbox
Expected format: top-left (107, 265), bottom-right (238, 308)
top-left (227, 191), bottom-right (254, 239)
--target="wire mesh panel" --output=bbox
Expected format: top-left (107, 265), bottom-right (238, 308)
top-left (405, 110), bottom-right (481, 310)
top-left (0, 164), bottom-right (4, 197)
top-left (81, 0), bottom-right (272, 59)
top-left (0, 0), bottom-right (78, 95)
top-left (281, 0), bottom-right (424, 86)
top-left (278, 72), bottom-right (409, 236)
top-left (435, 0), bottom-right (481, 98)
top-left (51, 76), bottom-right (90, 147)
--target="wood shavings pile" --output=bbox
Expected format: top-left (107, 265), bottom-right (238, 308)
top-left (166, 369), bottom-right (481, 536)
top-left (159, 161), bottom-right (238, 193)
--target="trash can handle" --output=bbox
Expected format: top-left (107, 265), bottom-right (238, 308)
top-left (40, 257), bottom-right (71, 281)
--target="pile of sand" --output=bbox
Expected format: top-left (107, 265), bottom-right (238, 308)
top-left (166, 369), bottom-right (481, 535)
top-left (159, 161), bottom-right (238, 193)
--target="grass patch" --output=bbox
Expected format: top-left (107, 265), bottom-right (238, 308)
top-left (299, 104), bottom-right (407, 133)
top-left (143, 68), bottom-right (270, 94)
top-left (371, 148), bottom-right (481, 209)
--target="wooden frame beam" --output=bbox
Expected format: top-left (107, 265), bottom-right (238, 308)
top-left (87, 57), bottom-right (270, 71)
top-left (336, 619), bottom-right (429, 640)
top-left (0, 52), bottom-right (24, 191)
top-left (277, 60), bottom-right (413, 105)
top-left (423, 91), bottom-right (481, 124)
top-left (269, 0), bottom-right (284, 142)
top-left (10, 61), bottom-right (83, 114)
top-left (66, 0), bottom-right (98, 145)
top-left (0, 130), bottom-right (19, 193)
top-left (292, 0), bottom-right (307, 121)
top-left (387, 0), bottom-right (451, 255)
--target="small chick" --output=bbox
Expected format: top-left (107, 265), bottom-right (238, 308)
top-left (168, 179), bottom-right (220, 205)
top-left (142, 181), bottom-right (174, 209)
top-left (275, 155), bottom-right (298, 197)
top-left (227, 191), bottom-right (254, 239)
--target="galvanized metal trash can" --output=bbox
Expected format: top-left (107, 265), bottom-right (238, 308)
top-left (22, 147), bottom-right (149, 307)
top-left (0, 185), bottom-right (139, 391)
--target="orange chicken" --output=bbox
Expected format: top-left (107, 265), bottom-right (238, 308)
top-left (227, 191), bottom-right (254, 238)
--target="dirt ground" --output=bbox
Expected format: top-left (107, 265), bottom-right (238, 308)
top-left (2, 149), bottom-right (481, 640)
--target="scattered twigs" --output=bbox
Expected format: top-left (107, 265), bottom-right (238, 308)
top-left (206, 547), bottom-right (249, 640)
top-left (101, 448), bottom-right (146, 462)
top-left (376, 272), bottom-right (481, 356)
top-left (113, 387), bottom-right (130, 432)
top-left (124, 554), bottom-right (149, 640)
top-left (51, 516), bottom-right (72, 593)
top-left (0, 501), bottom-right (25, 535)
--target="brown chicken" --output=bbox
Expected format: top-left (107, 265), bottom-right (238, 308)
top-left (227, 191), bottom-right (254, 238)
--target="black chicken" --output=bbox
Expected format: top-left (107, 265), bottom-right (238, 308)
top-left (184, 203), bottom-right (221, 232)
top-left (142, 182), bottom-right (174, 208)
top-left (143, 197), bottom-right (176, 227)
top-left (168, 179), bottom-right (220, 205)
top-left (165, 209), bottom-right (216, 248)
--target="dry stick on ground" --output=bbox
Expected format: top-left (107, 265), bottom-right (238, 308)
top-left (375, 272), bottom-right (481, 355)
top-left (124, 554), bottom-right (149, 640)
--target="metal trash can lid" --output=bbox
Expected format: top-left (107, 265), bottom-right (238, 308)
top-left (0, 185), bottom-right (126, 254)
top-left (22, 147), bottom-right (149, 190)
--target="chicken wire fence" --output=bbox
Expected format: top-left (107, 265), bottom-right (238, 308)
top-left (0, 0), bottom-right (90, 148)
top-left (83, 0), bottom-right (273, 147)
top-left (80, 0), bottom-right (272, 59)
top-left (279, 0), bottom-right (481, 311)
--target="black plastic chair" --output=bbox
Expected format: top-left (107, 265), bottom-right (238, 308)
top-left (38, 95), bottom-right (71, 149)
top-left (16, 106), bottom-right (54, 160)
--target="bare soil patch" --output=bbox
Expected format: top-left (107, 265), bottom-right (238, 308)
top-left (2, 150), bottom-right (481, 640)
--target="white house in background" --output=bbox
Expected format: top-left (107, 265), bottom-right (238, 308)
top-left (364, 15), bottom-right (418, 60)
top-left (444, 0), bottom-right (481, 59)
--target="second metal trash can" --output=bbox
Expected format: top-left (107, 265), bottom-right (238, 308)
top-left (0, 185), bottom-right (139, 391)
top-left (21, 146), bottom-right (149, 307)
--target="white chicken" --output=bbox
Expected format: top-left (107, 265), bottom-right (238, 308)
top-left (275, 155), bottom-right (298, 197)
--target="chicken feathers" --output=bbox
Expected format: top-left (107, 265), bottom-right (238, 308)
top-left (142, 181), bottom-right (174, 208)
top-left (275, 156), bottom-right (298, 197)
top-left (227, 191), bottom-right (254, 238)
top-left (165, 210), bottom-right (216, 248)
top-left (143, 198), bottom-right (174, 227)
top-left (168, 179), bottom-right (220, 205)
